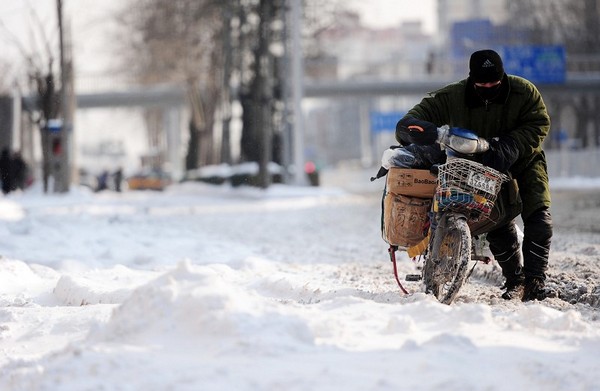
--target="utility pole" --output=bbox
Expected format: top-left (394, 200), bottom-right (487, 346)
top-left (289, 0), bottom-right (306, 185)
top-left (53, 0), bottom-right (72, 192)
top-left (255, 0), bottom-right (274, 188)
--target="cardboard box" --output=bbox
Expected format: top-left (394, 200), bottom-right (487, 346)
top-left (383, 193), bottom-right (431, 247)
top-left (386, 167), bottom-right (437, 198)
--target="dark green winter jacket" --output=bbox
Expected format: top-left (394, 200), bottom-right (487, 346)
top-left (397, 74), bottom-right (551, 217)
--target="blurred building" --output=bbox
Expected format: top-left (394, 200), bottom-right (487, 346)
top-left (305, 10), bottom-right (435, 167)
top-left (310, 11), bottom-right (434, 81)
top-left (437, 0), bottom-right (509, 40)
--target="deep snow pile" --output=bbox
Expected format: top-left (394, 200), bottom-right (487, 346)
top-left (0, 176), bottom-right (599, 390)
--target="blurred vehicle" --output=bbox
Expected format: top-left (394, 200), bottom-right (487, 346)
top-left (127, 169), bottom-right (172, 191)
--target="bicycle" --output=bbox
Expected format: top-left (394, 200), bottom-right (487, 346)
top-left (423, 156), bottom-right (507, 303)
top-left (381, 127), bottom-right (512, 304)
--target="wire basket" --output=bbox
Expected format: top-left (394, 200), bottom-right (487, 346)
top-left (435, 158), bottom-right (508, 219)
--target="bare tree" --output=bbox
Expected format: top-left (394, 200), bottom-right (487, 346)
top-left (507, 0), bottom-right (600, 54)
top-left (0, 4), bottom-right (68, 193)
top-left (236, 0), bottom-right (342, 187)
top-left (117, 0), bottom-right (348, 187)
top-left (117, 0), bottom-right (223, 169)
top-left (235, 0), bottom-right (277, 187)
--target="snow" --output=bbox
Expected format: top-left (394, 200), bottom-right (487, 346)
top-left (1, 171), bottom-right (600, 391)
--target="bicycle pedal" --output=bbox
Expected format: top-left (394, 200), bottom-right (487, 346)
top-left (405, 274), bottom-right (422, 281)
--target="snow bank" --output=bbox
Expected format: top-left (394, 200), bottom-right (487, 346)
top-left (53, 265), bottom-right (157, 306)
top-left (5, 257), bottom-right (599, 391)
top-left (94, 261), bottom-right (315, 349)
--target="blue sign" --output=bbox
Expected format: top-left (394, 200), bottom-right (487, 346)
top-left (370, 111), bottom-right (405, 134)
top-left (499, 45), bottom-right (566, 84)
top-left (451, 19), bottom-right (494, 58)
top-left (47, 119), bottom-right (63, 133)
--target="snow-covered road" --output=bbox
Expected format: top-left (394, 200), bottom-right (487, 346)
top-left (0, 176), bottom-right (599, 390)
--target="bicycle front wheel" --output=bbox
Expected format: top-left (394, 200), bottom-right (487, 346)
top-left (423, 214), bottom-right (471, 304)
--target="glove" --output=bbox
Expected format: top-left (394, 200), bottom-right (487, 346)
top-left (396, 116), bottom-right (439, 145)
top-left (481, 136), bottom-right (519, 173)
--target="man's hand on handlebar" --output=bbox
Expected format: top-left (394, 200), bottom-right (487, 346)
top-left (481, 137), bottom-right (519, 173)
top-left (396, 117), bottom-right (439, 145)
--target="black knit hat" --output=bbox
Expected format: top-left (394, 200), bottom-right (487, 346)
top-left (469, 49), bottom-right (505, 83)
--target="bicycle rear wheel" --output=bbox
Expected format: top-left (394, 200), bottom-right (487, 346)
top-left (423, 214), bottom-right (471, 304)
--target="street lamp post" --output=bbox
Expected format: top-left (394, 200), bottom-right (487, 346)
top-left (54, 0), bottom-right (71, 193)
top-left (289, 0), bottom-right (306, 185)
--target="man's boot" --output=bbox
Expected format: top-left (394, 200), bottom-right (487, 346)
top-left (498, 250), bottom-right (524, 300)
top-left (521, 208), bottom-right (553, 302)
top-left (521, 237), bottom-right (553, 301)
top-left (522, 276), bottom-right (548, 302)
top-left (486, 222), bottom-right (524, 300)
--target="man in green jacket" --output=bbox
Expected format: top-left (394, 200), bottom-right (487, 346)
top-left (396, 49), bottom-right (553, 302)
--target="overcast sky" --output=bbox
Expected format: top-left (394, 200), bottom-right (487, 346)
top-left (349, 0), bottom-right (437, 33)
top-left (0, 0), bottom-right (437, 84)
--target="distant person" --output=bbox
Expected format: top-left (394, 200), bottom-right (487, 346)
top-left (426, 51), bottom-right (435, 74)
top-left (113, 167), bottom-right (123, 192)
top-left (11, 151), bottom-right (29, 191)
top-left (396, 49), bottom-right (553, 302)
top-left (96, 170), bottom-right (109, 192)
top-left (0, 148), bottom-right (13, 194)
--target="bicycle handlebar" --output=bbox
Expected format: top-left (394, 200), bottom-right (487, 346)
top-left (437, 125), bottom-right (490, 155)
